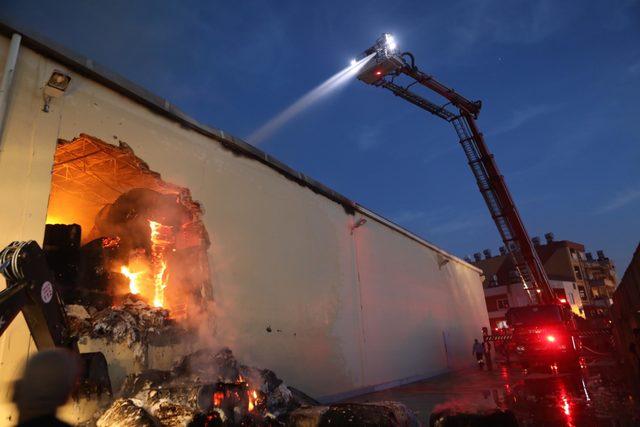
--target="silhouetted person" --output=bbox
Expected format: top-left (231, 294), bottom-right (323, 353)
top-left (13, 349), bottom-right (81, 427)
top-left (473, 339), bottom-right (484, 367)
top-left (484, 340), bottom-right (493, 371)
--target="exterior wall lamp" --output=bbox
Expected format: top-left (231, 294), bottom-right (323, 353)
top-left (43, 70), bottom-right (71, 112)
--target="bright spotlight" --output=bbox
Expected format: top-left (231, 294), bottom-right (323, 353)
top-left (384, 33), bottom-right (397, 51)
top-left (350, 58), bottom-right (357, 66)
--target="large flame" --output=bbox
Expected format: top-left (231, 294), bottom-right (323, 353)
top-left (149, 220), bottom-right (173, 308)
top-left (120, 265), bottom-right (142, 294)
top-left (153, 260), bottom-right (168, 307)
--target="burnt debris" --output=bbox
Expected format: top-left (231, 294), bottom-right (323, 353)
top-left (91, 347), bottom-right (318, 426)
top-left (66, 296), bottom-right (177, 365)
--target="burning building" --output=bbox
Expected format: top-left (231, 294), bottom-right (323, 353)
top-left (46, 135), bottom-right (212, 315)
top-left (0, 20), bottom-right (489, 425)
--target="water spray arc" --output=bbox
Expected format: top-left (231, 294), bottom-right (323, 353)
top-left (247, 53), bottom-right (376, 145)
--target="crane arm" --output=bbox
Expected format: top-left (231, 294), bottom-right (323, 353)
top-left (401, 66), bottom-right (481, 118)
top-left (453, 111), bottom-right (554, 304)
top-left (355, 34), bottom-right (555, 304)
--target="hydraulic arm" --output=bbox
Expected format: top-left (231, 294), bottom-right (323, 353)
top-left (0, 240), bottom-right (111, 394)
top-left (356, 34), bottom-right (554, 305)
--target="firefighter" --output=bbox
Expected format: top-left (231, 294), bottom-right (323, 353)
top-left (473, 339), bottom-right (485, 368)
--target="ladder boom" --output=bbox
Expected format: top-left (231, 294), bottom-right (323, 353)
top-left (355, 38), bottom-right (555, 304)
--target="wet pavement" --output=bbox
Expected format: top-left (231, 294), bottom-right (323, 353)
top-left (348, 358), bottom-right (640, 426)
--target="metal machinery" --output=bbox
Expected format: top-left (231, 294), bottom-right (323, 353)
top-left (0, 240), bottom-right (111, 394)
top-left (355, 34), bottom-right (554, 305)
top-left (354, 34), bottom-right (593, 365)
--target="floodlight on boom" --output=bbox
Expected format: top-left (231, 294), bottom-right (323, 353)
top-left (384, 33), bottom-right (397, 51)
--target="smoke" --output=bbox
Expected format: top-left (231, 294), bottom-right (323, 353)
top-left (247, 53), bottom-right (376, 145)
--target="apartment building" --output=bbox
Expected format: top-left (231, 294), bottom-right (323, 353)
top-left (470, 233), bottom-right (617, 329)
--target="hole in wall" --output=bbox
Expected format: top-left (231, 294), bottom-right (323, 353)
top-left (44, 133), bottom-right (212, 317)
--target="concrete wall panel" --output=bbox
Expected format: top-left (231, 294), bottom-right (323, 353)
top-left (0, 34), bottom-right (488, 423)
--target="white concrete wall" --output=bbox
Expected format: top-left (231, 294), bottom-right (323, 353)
top-left (0, 35), bottom-right (489, 423)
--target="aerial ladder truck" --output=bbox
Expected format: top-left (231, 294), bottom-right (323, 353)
top-left (354, 34), bottom-right (590, 367)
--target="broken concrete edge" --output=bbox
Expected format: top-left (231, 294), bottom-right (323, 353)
top-left (0, 19), bottom-right (479, 274)
top-left (316, 367), bottom-right (453, 404)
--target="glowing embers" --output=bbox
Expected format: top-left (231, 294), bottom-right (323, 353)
top-left (205, 376), bottom-right (264, 422)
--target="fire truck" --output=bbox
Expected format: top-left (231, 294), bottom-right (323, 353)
top-left (353, 34), bottom-right (603, 368)
top-left (504, 305), bottom-right (580, 367)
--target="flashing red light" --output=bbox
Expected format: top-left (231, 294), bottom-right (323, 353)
top-left (546, 335), bottom-right (556, 343)
top-left (559, 298), bottom-right (567, 304)
top-left (375, 70), bottom-right (382, 76)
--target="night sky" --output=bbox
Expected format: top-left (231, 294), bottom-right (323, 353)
top-left (2, 1), bottom-right (639, 272)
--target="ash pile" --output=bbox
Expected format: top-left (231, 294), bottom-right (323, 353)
top-left (91, 347), bottom-right (317, 426)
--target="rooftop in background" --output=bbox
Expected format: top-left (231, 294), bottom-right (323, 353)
top-left (471, 233), bottom-right (617, 281)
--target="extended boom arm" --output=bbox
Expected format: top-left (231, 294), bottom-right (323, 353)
top-left (356, 34), bottom-right (555, 305)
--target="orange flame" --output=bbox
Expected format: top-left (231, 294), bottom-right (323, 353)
top-left (149, 220), bottom-right (173, 308)
top-left (120, 265), bottom-right (142, 294)
top-left (248, 390), bottom-right (258, 412)
top-left (153, 259), bottom-right (167, 307)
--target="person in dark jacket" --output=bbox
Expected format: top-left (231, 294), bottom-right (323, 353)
top-left (472, 339), bottom-right (485, 366)
top-left (13, 348), bottom-right (81, 427)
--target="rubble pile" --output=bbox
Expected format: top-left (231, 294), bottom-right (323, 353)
top-left (89, 348), bottom-right (318, 426)
top-left (64, 283), bottom-right (419, 426)
top-left (66, 295), bottom-right (178, 364)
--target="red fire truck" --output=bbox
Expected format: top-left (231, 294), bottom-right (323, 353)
top-left (354, 34), bottom-right (611, 368)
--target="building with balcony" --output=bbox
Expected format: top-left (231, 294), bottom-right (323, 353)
top-left (470, 233), bottom-right (617, 329)
top-left (583, 250), bottom-right (618, 311)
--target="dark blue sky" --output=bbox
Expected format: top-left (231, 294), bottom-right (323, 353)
top-left (3, 1), bottom-right (639, 272)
